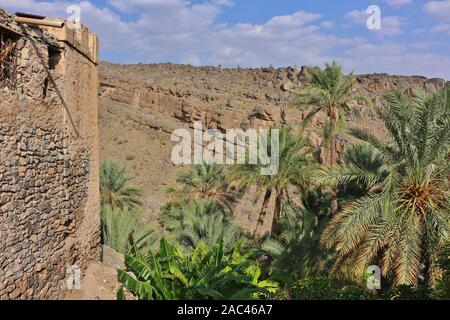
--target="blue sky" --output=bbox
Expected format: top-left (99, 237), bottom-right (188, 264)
top-left (1, 0), bottom-right (450, 79)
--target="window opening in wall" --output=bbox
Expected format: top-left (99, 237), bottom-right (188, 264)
top-left (0, 30), bottom-right (18, 90)
top-left (43, 47), bottom-right (61, 99)
top-left (48, 46), bottom-right (61, 70)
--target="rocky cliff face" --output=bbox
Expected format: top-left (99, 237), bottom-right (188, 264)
top-left (98, 62), bottom-right (447, 230)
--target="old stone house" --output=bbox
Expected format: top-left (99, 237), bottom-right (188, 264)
top-left (0, 8), bottom-right (100, 299)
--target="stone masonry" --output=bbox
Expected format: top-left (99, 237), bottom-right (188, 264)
top-left (0, 8), bottom-right (100, 299)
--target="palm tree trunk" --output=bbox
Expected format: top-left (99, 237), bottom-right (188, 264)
top-left (330, 188), bottom-right (338, 215)
top-left (253, 189), bottom-right (272, 238)
top-left (329, 105), bottom-right (338, 215)
top-left (329, 136), bottom-right (335, 167)
top-left (270, 190), bottom-right (284, 235)
top-left (419, 234), bottom-right (432, 286)
top-left (329, 105), bottom-right (338, 167)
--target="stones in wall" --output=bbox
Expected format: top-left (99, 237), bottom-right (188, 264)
top-left (0, 8), bottom-right (100, 300)
top-left (0, 123), bottom-right (91, 299)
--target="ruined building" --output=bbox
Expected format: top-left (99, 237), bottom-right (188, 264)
top-left (0, 9), bottom-right (100, 299)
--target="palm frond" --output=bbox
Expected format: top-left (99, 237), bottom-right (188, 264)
top-left (100, 160), bottom-right (143, 209)
top-left (322, 86), bottom-right (450, 287)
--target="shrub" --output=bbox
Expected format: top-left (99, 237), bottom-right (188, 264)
top-left (101, 205), bottom-right (159, 254)
top-left (0, 33), bottom-right (17, 89)
top-left (292, 276), bottom-right (373, 300)
top-left (386, 285), bottom-right (433, 300)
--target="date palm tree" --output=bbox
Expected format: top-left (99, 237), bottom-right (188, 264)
top-left (261, 190), bottom-right (333, 287)
top-left (291, 61), bottom-right (367, 214)
top-left (316, 87), bottom-right (450, 286)
top-left (229, 126), bottom-right (317, 237)
top-left (170, 162), bottom-right (238, 212)
top-left (100, 161), bottom-right (143, 209)
top-left (340, 143), bottom-right (387, 198)
top-left (159, 199), bottom-right (241, 253)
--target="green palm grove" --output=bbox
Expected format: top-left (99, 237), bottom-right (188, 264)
top-left (99, 62), bottom-right (449, 300)
top-left (317, 87), bottom-right (450, 286)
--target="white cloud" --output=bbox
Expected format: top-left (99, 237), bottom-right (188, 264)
top-left (385, 0), bottom-right (413, 7)
top-left (409, 41), bottom-right (441, 49)
top-left (108, 0), bottom-right (194, 12)
top-left (380, 16), bottom-right (404, 36)
top-left (265, 11), bottom-right (321, 28)
top-left (321, 21), bottom-right (335, 29)
top-left (0, 0), bottom-right (449, 79)
top-left (343, 42), bottom-right (450, 79)
top-left (431, 23), bottom-right (450, 34)
top-left (345, 10), bottom-right (403, 36)
top-left (412, 28), bottom-right (427, 34)
top-left (424, 0), bottom-right (450, 22)
top-left (345, 10), bottom-right (367, 25)
top-left (208, 19), bottom-right (361, 67)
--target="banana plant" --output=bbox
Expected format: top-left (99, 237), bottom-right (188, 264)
top-left (117, 237), bottom-right (278, 300)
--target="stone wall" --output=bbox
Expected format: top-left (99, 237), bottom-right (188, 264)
top-left (0, 9), bottom-right (100, 299)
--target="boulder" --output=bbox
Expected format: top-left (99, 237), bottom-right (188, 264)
top-left (281, 80), bottom-right (294, 92)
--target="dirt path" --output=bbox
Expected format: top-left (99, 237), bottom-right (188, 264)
top-left (64, 246), bottom-right (124, 300)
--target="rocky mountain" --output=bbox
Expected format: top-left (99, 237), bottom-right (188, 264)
top-left (98, 62), bottom-right (448, 232)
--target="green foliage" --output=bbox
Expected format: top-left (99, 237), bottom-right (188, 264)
top-left (317, 87), bottom-right (450, 286)
top-left (229, 126), bottom-right (318, 236)
top-left (383, 244), bottom-right (450, 300)
top-left (117, 238), bottom-right (278, 300)
top-left (386, 284), bottom-right (433, 300)
top-left (333, 143), bottom-right (388, 201)
top-left (105, 64), bottom-right (450, 300)
top-left (344, 143), bottom-right (385, 174)
top-left (292, 61), bottom-right (358, 114)
top-left (291, 61), bottom-right (368, 166)
top-left (292, 276), bottom-right (373, 300)
top-left (101, 205), bottom-right (159, 254)
top-left (171, 162), bottom-right (238, 212)
top-left (434, 243), bottom-right (450, 299)
top-left (290, 61), bottom-right (367, 218)
top-left (160, 200), bottom-right (242, 253)
top-left (260, 189), bottom-right (334, 288)
top-left (230, 126), bottom-right (316, 195)
top-left (100, 161), bottom-right (143, 209)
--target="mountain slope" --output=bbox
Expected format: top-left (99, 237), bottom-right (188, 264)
top-left (98, 62), bottom-right (447, 232)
